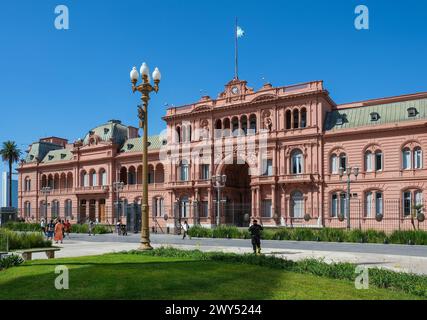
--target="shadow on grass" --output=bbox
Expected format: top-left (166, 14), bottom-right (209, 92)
top-left (0, 257), bottom-right (285, 300)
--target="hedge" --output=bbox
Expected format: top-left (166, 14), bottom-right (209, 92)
top-left (188, 225), bottom-right (427, 245)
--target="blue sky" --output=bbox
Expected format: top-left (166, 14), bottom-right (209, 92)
top-left (1, 0), bottom-right (426, 174)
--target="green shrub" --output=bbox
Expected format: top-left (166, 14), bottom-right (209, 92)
top-left (260, 229), bottom-right (276, 240)
top-left (70, 224), bottom-right (112, 234)
top-left (365, 230), bottom-right (388, 243)
top-left (318, 228), bottom-right (346, 242)
top-left (212, 225), bottom-right (241, 239)
top-left (0, 229), bottom-right (51, 250)
top-left (0, 254), bottom-right (24, 270)
top-left (271, 228), bottom-right (292, 240)
top-left (345, 229), bottom-right (367, 243)
top-left (3, 222), bottom-right (41, 232)
top-left (389, 230), bottom-right (427, 245)
top-left (292, 228), bottom-right (315, 241)
top-left (188, 225), bottom-right (213, 238)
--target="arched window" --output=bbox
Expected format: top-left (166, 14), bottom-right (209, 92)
top-left (223, 118), bottom-right (231, 136)
top-left (240, 115), bottom-right (248, 135)
top-left (180, 196), bottom-right (189, 218)
top-left (339, 153), bottom-right (347, 172)
top-left (231, 117), bottom-right (239, 136)
top-left (25, 177), bottom-right (31, 192)
top-left (100, 169), bottom-right (107, 186)
top-left (51, 200), bottom-right (60, 218)
top-left (152, 197), bottom-right (165, 217)
top-left (155, 163), bottom-right (164, 183)
top-left (67, 173), bottom-right (73, 189)
top-left (24, 202), bottom-right (31, 217)
top-left (291, 149), bottom-right (303, 174)
top-left (300, 108), bottom-right (307, 128)
top-left (285, 110), bottom-right (292, 129)
top-left (148, 165), bottom-right (155, 184)
top-left (330, 154), bottom-right (338, 174)
top-left (120, 167), bottom-right (128, 185)
top-left (81, 171), bottom-right (89, 187)
top-left (403, 191), bottom-right (412, 216)
top-left (402, 148), bottom-right (412, 170)
top-left (291, 191), bottom-right (304, 218)
top-left (64, 200), bottom-right (72, 218)
top-left (91, 170), bottom-right (97, 187)
top-left (215, 119), bottom-right (222, 138)
top-left (414, 147), bottom-right (423, 169)
top-left (54, 174), bottom-right (60, 190)
top-left (375, 151), bottom-right (383, 171)
top-left (249, 114), bottom-right (257, 133)
top-left (403, 190), bottom-right (424, 216)
top-left (365, 191), bottom-right (383, 217)
top-left (128, 166), bottom-right (136, 185)
top-left (365, 151), bottom-right (373, 172)
top-left (176, 126), bottom-right (181, 143)
top-left (293, 109), bottom-right (299, 129)
top-left (331, 193), bottom-right (338, 217)
top-left (179, 160), bottom-right (189, 181)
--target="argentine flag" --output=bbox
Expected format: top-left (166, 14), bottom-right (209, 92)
top-left (236, 26), bottom-right (245, 38)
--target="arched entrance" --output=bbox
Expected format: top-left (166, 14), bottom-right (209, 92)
top-left (221, 161), bottom-right (251, 226)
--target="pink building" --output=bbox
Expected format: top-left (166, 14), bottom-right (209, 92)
top-left (18, 79), bottom-right (427, 232)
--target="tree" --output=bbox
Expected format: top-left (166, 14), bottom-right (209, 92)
top-left (0, 141), bottom-right (21, 207)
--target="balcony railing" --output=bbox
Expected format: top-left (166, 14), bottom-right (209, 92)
top-left (278, 174), bottom-right (318, 184)
top-left (75, 185), bottom-right (109, 193)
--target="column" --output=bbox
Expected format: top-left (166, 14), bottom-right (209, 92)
top-left (257, 186), bottom-right (261, 218)
top-left (272, 185), bottom-right (276, 219)
top-left (251, 187), bottom-right (256, 218)
top-left (208, 187), bottom-right (213, 224)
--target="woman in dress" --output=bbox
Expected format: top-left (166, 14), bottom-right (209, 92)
top-left (54, 219), bottom-right (64, 244)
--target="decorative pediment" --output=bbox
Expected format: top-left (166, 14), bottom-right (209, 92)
top-left (252, 94), bottom-right (277, 102)
top-left (193, 105), bottom-right (211, 112)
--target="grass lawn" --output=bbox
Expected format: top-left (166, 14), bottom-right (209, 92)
top-left (0, 253), bottom-right (423, 300)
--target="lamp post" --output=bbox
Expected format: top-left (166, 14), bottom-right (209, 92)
top-left (113, 181), bottom-right (124, 224)
top-left (211, 175), bottom-right (227, 226)
top-left (339, 166), bottom-right (359, 230)
top-left (40, 186), bottom-right (52, 221)
top-left (130, 62), bottom-right (161, 250)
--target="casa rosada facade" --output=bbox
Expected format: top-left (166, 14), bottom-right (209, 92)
top-left (18, 78), bottom-right (427, 231)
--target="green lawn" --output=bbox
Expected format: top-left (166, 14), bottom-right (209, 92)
top-left (0, 253), bottom-right (423, 300)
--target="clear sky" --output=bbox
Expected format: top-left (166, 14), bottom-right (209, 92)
top-left (1, 0), bottom-right (426, 174)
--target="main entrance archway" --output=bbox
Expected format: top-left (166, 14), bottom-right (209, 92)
top-left (221, 161), bottom-right (251, 226)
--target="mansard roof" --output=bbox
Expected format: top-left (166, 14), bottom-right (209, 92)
top-left (120, 136), bottom-right (166, 153)
top-left (82, 120), bottom-right (129, 146)
top-left (325, 97), bottom-right (427, 131)
top-left (41, 149), bottom-right (73, 163)
top-left (25, 141), bottom-right (64, 163)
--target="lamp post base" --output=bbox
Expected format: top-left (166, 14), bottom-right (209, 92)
top-left (138, 242), bottom-right (153, 251)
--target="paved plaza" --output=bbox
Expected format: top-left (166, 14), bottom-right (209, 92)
top-left (28, 233), bottom-right (427, 275)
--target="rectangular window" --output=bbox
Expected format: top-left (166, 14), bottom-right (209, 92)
top-left (415, 149), bottom-right (423, 169)
top-left (340, 155), bottom-right (347, 172)
top-left (375, 153), bottom-right (383, 171)
top-left (365, 192), bottom-right (372, 217)
top-left (375, 192), bottom-right (383, 215)
top-left (331, 194), bottom-right (338, 217)
top-left (340, 193), bottom-right (347, 217)
top-left (102, 172), bottom-right (107, 186)
top-left (403, 192), bottom-right (412, 216)
top-left (148, 172), bottom-right (154, 184)
top-left (201, 164), bottom-right (210, 180)
top-left (200, 201), bottom-right (209, 218)
top-left (262, 159), bottom-right (273, 176)
top-left (180, 165), bottom-right (189, 181)
top-left (261, 200), bottom-right (272, 218)
top-left (403, 150), bottom-right (412, 170)
top-left (331, 156), bottom-right (338, 174)
top-left (365, 153), bottom-right (373, 172)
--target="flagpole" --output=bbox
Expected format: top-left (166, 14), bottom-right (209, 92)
top-left (235, 17), bottom-right (238, 80)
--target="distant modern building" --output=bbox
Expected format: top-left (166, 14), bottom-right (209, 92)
top-left (17, 78), bottom-right (427, 231)
top-left (1, 171), bottom-right (18, 208)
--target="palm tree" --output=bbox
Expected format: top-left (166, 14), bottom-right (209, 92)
top-left (0, 141), bottom-right (21, 207)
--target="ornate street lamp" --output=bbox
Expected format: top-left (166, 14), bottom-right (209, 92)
top-left (40, 186), bottom-right (52, 221)
top-left (113, 181), bottom-right (124, 224)
top-left (339, 166), bottom-right (359, 230)
top-left (130, 62), bottom-right (161, 250)
top-left (211, 175), bottom-right (227, 226)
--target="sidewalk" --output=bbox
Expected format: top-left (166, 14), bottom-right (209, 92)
top-left (29, 235), bottom-right (427, 275)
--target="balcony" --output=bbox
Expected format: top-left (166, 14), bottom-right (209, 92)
top-left (278, 174), bottom-right (318, 184)
top-left (167, 180), bottom-right (194, 189)
top-left (251, 176), bottom-right (276, 185)
top-left (75, 185), bottom-right (109, 194)
top-left (122, 183), bottom-right (165, 191)
top-left (195, 179), bottom-right (211, 187)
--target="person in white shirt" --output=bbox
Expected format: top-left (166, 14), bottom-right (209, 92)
top-left (181, 220), bottom-right (190, 240)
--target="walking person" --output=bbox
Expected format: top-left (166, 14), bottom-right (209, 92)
top-left (63, 219), bottom-right (71, 239)
top-left (181, 220), bottom-right (190, 240)
top-left (54, 219), bottom-right (64, 244)
top-left (40, 219), bottom-right (46, 236)
top-left (248, 219), bottom-right (263, 255)
top-left (46, 219), bottom-right (55, 241)
top-left (88, 220), bottom-right (95, 236)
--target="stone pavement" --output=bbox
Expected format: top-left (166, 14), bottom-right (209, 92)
top-left (29, 233), bottom-right (427, 275)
